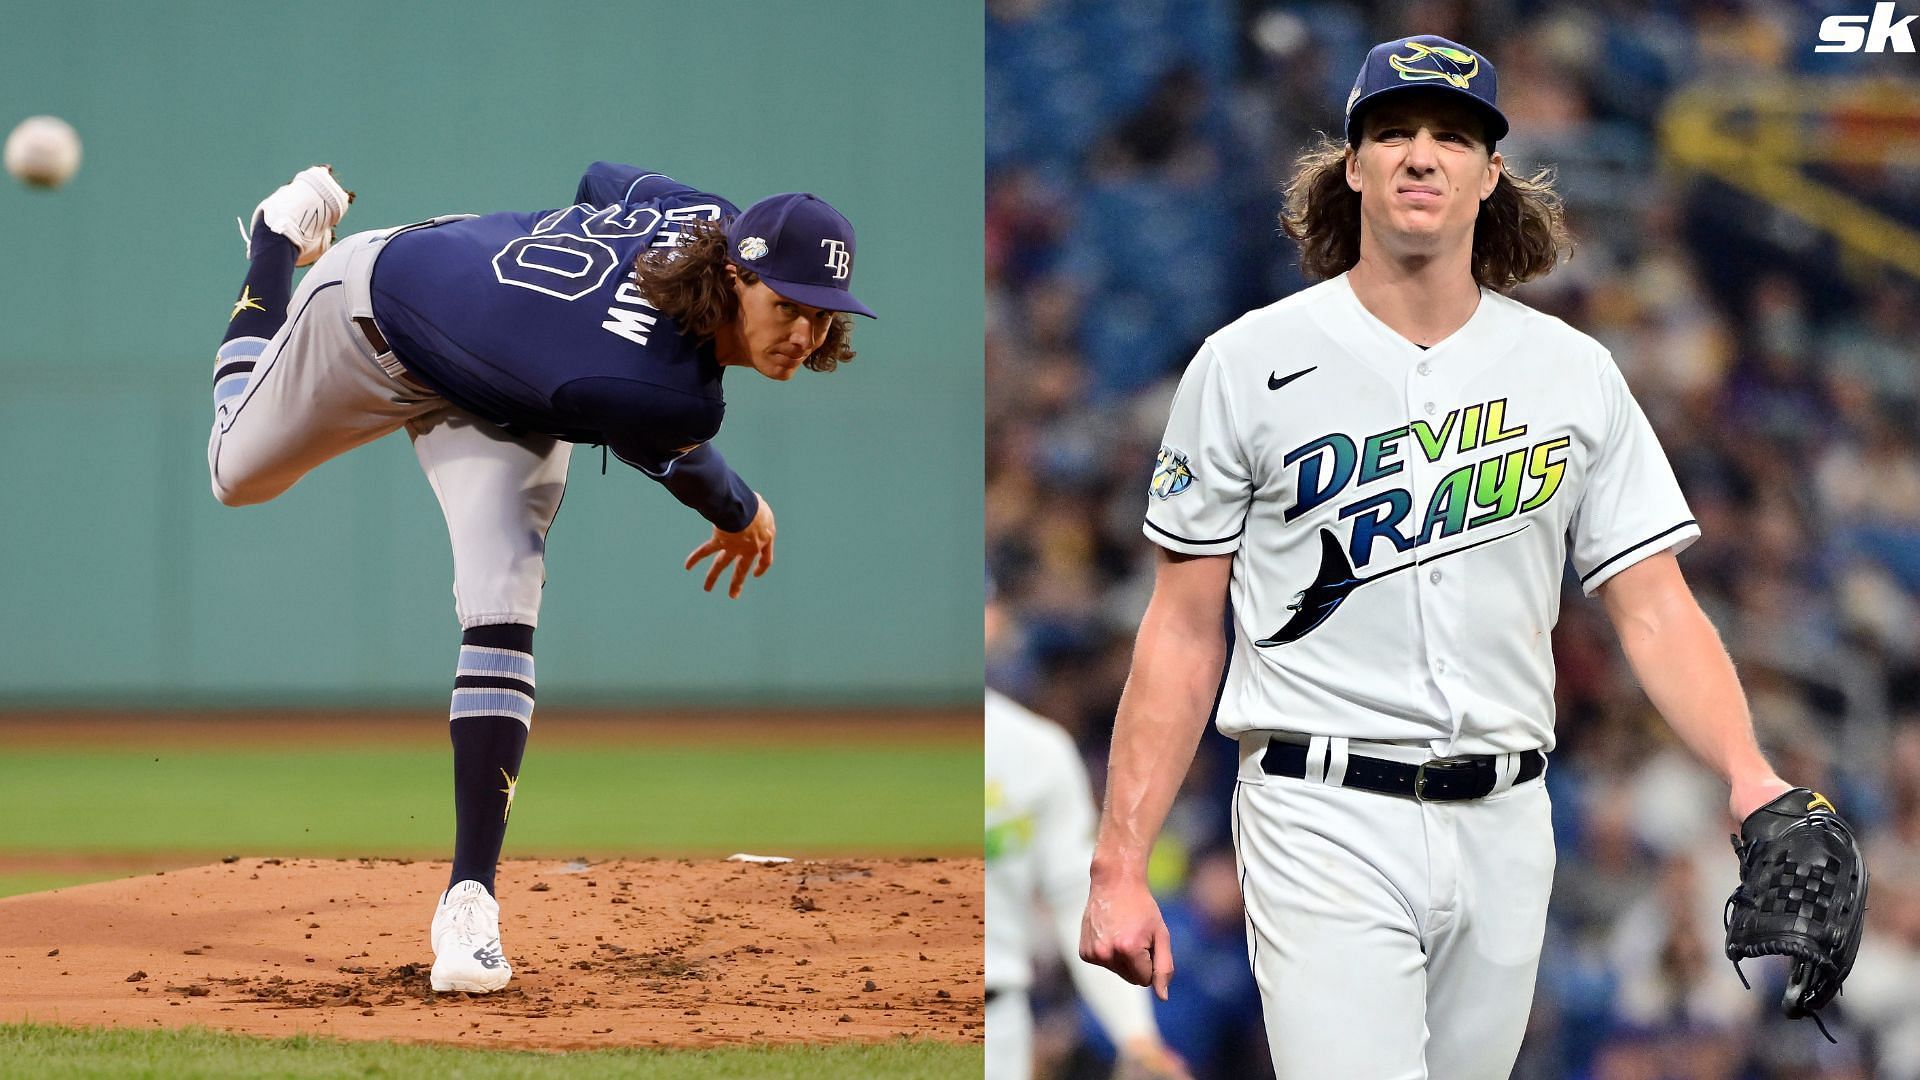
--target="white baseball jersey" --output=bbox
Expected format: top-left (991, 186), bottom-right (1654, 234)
top-left (984, 690), bottom-right (1157, 1040)
top-left (1145, 273), bottom-right (1697, 757)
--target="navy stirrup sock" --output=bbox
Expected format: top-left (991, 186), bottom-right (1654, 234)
top-left (447, 623), bottom-right (535, 895)
top-left (225, 221), bottom-right (296, 344)
top-left (212, 222), bottom-right (298, 421)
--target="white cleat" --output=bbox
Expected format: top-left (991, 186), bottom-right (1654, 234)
top-left (429, 879), bottom-right (512, 993)
top-left (239, 164), bottom-right (354, 267)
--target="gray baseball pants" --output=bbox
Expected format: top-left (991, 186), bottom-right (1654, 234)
top-left (207, 224), bottom-right (572, 628)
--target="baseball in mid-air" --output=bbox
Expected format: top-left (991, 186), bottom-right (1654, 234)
top-left (5, 115), bottom-right (82, 189)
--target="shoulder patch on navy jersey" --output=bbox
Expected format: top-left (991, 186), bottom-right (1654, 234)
top-left (1151, 446), bottom-right (1195, 500)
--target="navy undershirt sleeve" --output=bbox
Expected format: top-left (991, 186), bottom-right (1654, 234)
top-left (550, 377), bottom-right (753, 532)
top-left (611, 440), bottom-right (758, 532)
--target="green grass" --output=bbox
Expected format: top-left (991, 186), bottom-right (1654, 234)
top-left (0, 872), bottom-right (133, 898)
top-left (0, 1023), bottom-right (981, 1079)
top-left (0, 744), bottom-right (981, 858)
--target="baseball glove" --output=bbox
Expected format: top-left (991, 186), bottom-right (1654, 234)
top-left (1722, 787), bottom-right (1868, 1042)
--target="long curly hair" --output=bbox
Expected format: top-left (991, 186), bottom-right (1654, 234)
top-left (632, 221), bottom-right (855, 372)
top-left (1279, 136), bottom-right (1571, 292)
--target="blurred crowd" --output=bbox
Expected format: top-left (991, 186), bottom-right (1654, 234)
top-left (986, 1), bottom-right (1920, 1077)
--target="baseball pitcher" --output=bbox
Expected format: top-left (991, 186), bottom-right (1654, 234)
top-left (208, 161), bottom-right (875, 993)
top-left (1077, 36), bottom-right (1865, 1078)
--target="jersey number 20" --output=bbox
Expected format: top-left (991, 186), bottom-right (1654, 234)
top-left (491, 202), bottom-right (723, 301)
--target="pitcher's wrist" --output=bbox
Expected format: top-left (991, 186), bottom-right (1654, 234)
top-left (1089, 850), bottom-right (1149, 885)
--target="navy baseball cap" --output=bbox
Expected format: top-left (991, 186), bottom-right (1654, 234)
top-left (725, 193), bottom-right (876, 318)
top-left (1344, 35), bottom-right (1508, 146)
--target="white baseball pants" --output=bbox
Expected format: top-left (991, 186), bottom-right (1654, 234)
top-left (1232, 735), bottom-right (1555, 1079)
top-left (984, 988), bottom-right (1033, 1080)
top-left (207, 227), bottom-right (571, 628)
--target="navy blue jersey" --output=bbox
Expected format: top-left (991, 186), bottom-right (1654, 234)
top-left (367, 163), bottom-right (756, 530)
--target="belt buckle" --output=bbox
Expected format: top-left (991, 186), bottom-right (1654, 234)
top-left (1412, 757), bottom-right (1475, 802)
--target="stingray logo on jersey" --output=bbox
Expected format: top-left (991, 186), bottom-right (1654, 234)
top-left (984, 782), bottom-right (1033, 860)
top-left (1258, 397), bottom-right (1570, 645)
top-left (1151, 446), bottom-right (1195, 499)
top-left (1389, 41), bottom-right (1480, 88)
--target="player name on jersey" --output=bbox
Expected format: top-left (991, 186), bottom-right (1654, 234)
top-left (601, 280), bottom-right (661, 346)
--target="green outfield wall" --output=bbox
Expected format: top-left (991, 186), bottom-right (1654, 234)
top-left (0, 2), bottom-right (983, 705)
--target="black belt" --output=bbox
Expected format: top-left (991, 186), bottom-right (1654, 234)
top-left (352, 315), bottom-right (432, 395)
top-left (354, 315), bottom-right (389, 356)
top-left (1262, 739), bottom-right (1544, 802)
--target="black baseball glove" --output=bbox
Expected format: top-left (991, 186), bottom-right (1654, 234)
top-left (1723, 787), bottom-right (1868, 1041)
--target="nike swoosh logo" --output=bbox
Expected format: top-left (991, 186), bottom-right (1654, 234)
top-left (1268, 366), bottom-right (1316, 391)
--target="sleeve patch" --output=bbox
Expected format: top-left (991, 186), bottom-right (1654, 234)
top-left (1151, 446), bottom-right (1196, 500)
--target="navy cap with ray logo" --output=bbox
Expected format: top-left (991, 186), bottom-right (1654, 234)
top-left (724, 192), bottom-right (876, 319)
top-left (1343, 35), bottom-right (1508, 146)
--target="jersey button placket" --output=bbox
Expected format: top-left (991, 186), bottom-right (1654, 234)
top-left (1410, 366), bottom-right (1459, 725)
top-left (1402, 370), bottom-right (1443, 718)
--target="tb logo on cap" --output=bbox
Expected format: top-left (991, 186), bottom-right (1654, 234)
top-left (820, 239), bottom-right (852, 281)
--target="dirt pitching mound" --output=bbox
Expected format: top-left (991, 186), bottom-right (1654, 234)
top-left (0, 856), bottom-right (982, 1050)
